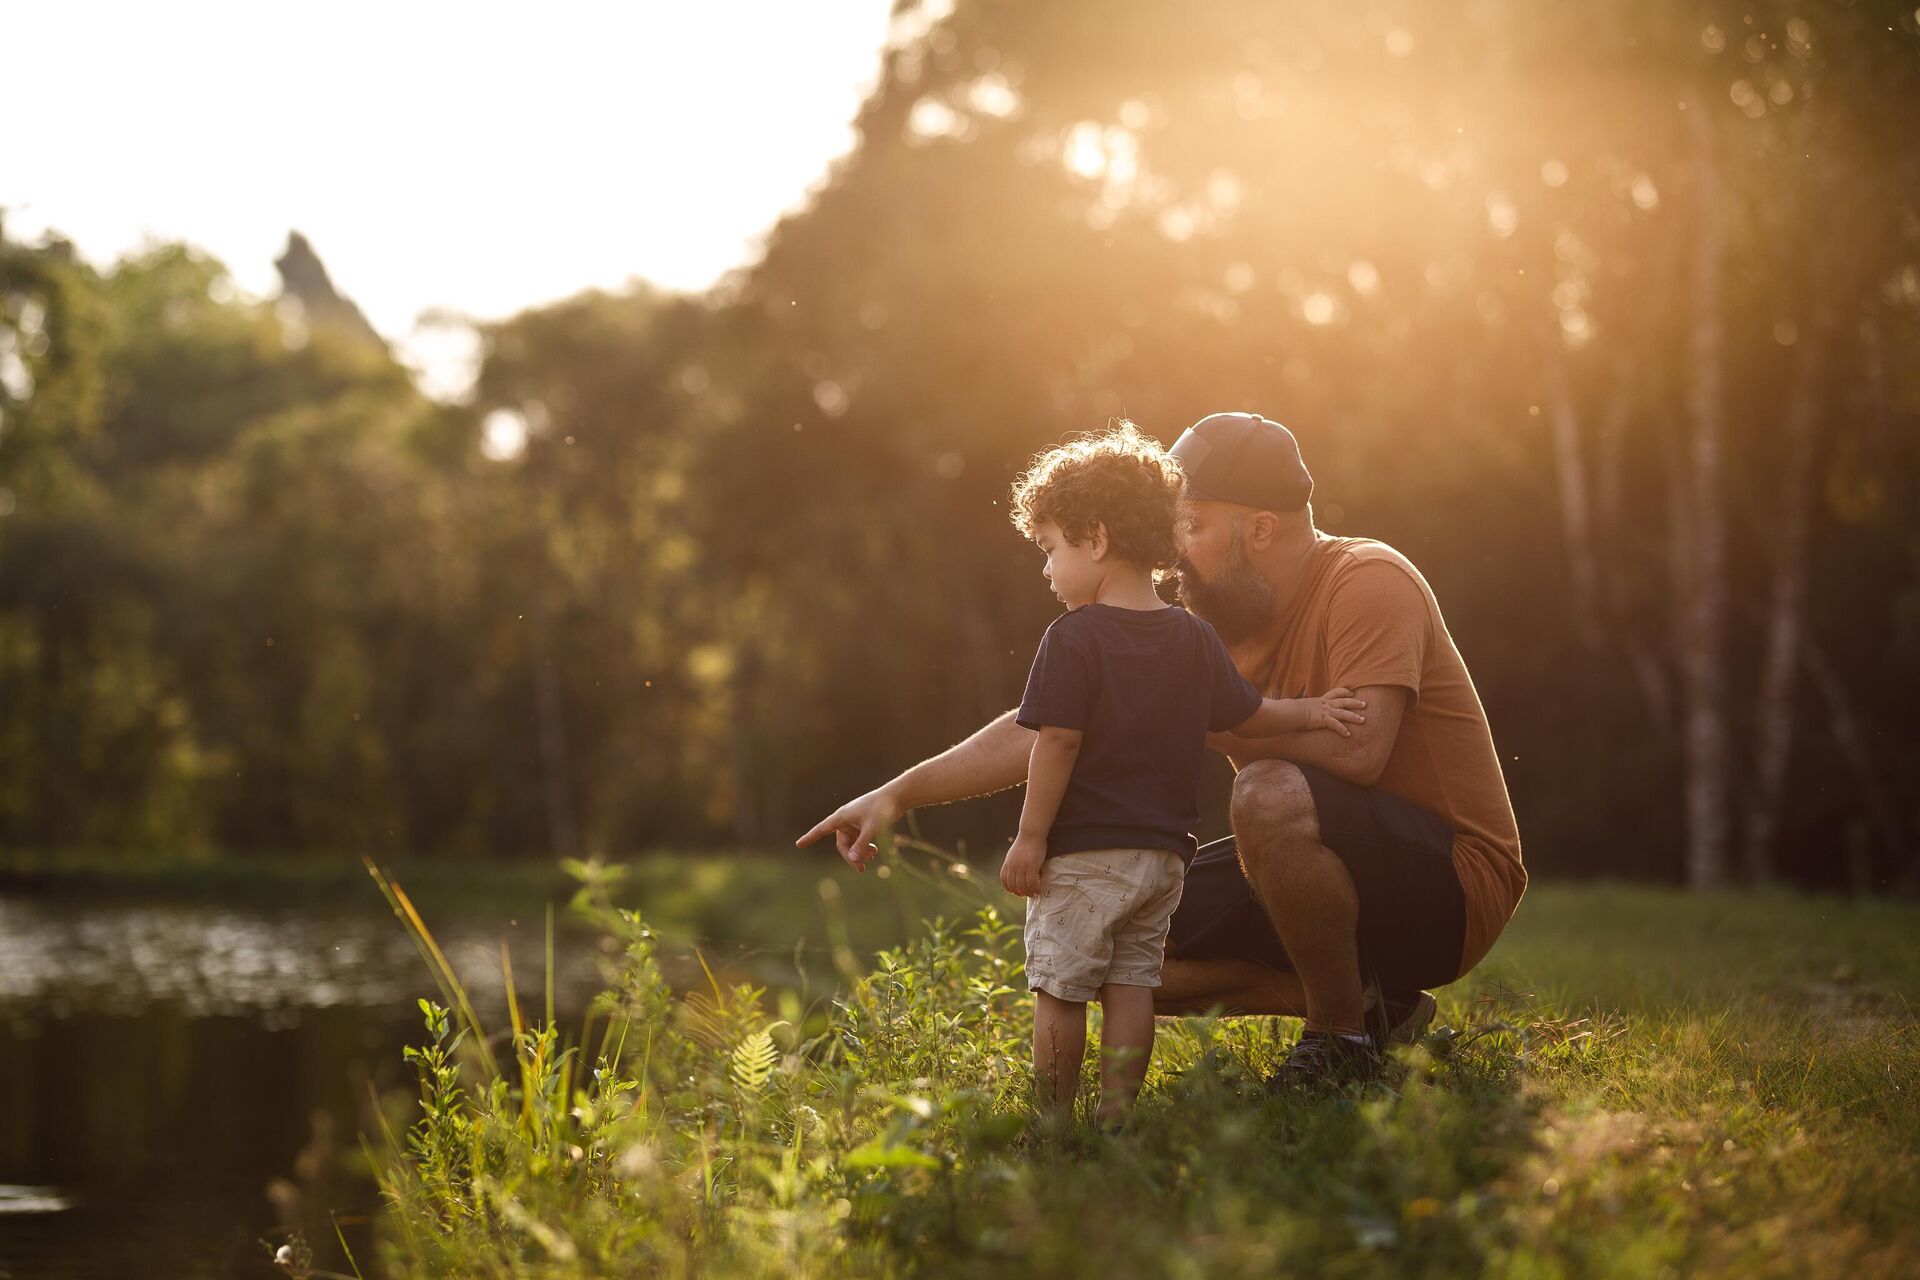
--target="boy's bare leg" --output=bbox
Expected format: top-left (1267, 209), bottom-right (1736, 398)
top-left (1094, 983), bottom-right (1155, 1122)
top-left (1032, 990), bottom-right (1088, 1117)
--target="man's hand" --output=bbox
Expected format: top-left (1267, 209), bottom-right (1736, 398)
top-left (1001, 833), bottom-right (1048, 897)
top-left (795, 783), bottom-right (904, 873)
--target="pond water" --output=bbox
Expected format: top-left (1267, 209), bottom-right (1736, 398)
top-left (0, 893), bottom-right (768, 1279)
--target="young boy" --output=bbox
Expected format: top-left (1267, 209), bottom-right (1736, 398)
top-left (1003, 423), bottom-right (1364, 1122)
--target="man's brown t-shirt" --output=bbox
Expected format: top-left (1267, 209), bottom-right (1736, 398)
top-left (1228, 536), bottom-right (1524, 977)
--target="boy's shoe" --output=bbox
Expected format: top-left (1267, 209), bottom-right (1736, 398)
top-left (1364, 985), bottom-right (1439, 1047)
top-left (1263, 1030), bottom-right (1384, 1093)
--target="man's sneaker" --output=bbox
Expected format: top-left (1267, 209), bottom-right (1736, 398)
top-left (1364, 984), bottom-right (1439, 1047)
top-left (1264, 1030), bottom-right (1384, 1093)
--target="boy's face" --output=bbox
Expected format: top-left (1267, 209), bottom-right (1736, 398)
top-left (1032, 519), bottom-right (1104, 608)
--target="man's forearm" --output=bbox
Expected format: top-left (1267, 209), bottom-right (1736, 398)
top-left (890, 709), bottom-right (1033, 810)
top-left (1208, 727), bottom-right (1374, 785)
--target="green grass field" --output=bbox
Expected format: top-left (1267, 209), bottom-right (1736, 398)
top-left (306, 861), bottom-right (1920, 1280)
top-left (10, 849), bottom-right (1910, 1275)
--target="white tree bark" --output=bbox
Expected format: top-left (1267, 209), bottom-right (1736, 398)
top-left (1542, 347), bottom-right (1673, 725)
top-left (1680, 100), bottom-right (1731, 890)
top-left (1743, 337), bottom-right (1823, 880)
top-left (1542, 350), bottom-right (1605, 654)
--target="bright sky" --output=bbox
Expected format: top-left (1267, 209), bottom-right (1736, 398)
top-left (5, 1), bottom-right (898, 397)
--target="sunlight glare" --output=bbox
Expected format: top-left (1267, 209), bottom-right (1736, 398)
top-left (481, 408), bottom-right (529, 462)
top-left (6, 1), bottom-right (897, 400)
top-left (966, 74), bottom-right (1021, 118)
top-left (908, 97), bottom-right (969, 142)
top-left (1064, 123), bottom-right (1108, 179)
top-left (812, 380), bottom-right (850, 418)
top-left (1486, 192), bottom-right (1519, 238)
top-left (1559, 307), bottom-right (1594, 348)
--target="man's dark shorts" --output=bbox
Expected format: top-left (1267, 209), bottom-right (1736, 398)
top-left (1167, 764), bottom-right (1468, 991)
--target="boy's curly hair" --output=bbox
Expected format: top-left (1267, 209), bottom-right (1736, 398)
top-left (1010, 421), bottom-right (1185, 569)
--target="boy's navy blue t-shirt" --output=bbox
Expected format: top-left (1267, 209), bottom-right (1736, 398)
top-left (1017, 603), bottom-right (1263, 864)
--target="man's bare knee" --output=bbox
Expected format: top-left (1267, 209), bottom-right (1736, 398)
top-left (1230, 760), bottom-right (1319, 849)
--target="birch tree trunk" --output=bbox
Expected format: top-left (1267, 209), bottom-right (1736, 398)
top-left (1542, 349), bottom-right (1605, 655)
top-left (1680, 99), bottom-right (1731, 890)
top-left (1801, 637), bottom-right (1910, 882)
top-left (1743, 336), bottom-right (1823, 880)
top-left (1542, 347), bottom-right (1672, 725)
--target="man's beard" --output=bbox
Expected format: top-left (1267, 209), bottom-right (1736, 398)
top-left (1176, 528), bottom-right (1276, 646)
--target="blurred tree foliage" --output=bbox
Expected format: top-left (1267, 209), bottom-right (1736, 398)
top-left (2, 0), bottom-right (1916, 887)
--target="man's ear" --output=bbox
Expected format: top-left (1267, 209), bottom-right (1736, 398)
top-left (1244, 511), bottom-right (1281, 550)
top-left (1088, 521), bottom-right (1110, 561)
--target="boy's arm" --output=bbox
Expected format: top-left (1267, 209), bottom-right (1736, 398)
top-left (1002, 725), bottom-right (1083, 896)
top-left (1209, 684), bottom-right (1408, 787)
top-left (1230, 688), bottom-right (1366, 738)
top-left (1016, 725), bottom-right (1083, 842)
top-left (1233, 697), bottom-right (1309, 735)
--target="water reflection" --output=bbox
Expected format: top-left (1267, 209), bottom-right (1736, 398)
top-left (0, 1186), bottom-right (75, 1214)
top-left (0, 898), bottom-right (609, 1018)
top-left (0, 893), bottom-right (724, 1279)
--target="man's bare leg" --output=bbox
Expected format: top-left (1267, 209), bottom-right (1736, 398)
top-left (1094, 983), bottom-right (1154, 1121)
top-left (1229, 761), bottom-right (1366, 1037)
top-left (1154, 957), bottom-right (1309, 1016)
top-left (1032, 990), bottom-right (1088, 1117)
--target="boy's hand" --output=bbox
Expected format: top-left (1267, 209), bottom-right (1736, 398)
top-left (1305, 687), bottom-right (1368, 737)
top-left (1001, 834), bottom-right (1048, 897)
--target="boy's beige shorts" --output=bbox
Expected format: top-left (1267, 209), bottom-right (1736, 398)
top-left (1023, 847), bottom-right (1187, 1003)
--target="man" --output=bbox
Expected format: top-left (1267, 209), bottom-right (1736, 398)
top-left (797, 412), bottom-right (1525, 1087)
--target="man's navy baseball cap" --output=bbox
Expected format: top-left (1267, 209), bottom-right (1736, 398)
top-left (1168, 412), bottom-right (1314, 512)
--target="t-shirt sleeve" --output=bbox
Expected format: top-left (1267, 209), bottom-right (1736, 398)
top-left (1325, 560), bottom-right (1430, 698)
top-left (1016, 617), bottom-right (1097, 730)
top-left (1203, 625), bottom-right (1264, 732)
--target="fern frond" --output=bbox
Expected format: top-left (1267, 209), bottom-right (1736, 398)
top-left (731, 1029), bottom-right (778, 1093)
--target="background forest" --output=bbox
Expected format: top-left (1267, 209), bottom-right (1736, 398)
top-left (4, 0), bottom-right (1917, 891)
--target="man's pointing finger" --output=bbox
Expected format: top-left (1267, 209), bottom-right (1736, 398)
top-left (796, 812), bottom-right (841, 848)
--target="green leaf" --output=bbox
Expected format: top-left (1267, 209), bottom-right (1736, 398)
top-left (843, 1140), bottom-right (941, 1171)
top-left (731, 1028), bottom-right (778, 1092)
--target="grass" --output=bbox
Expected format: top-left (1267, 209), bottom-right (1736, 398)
top-left (254, 860), bottom-right (1920, 1280)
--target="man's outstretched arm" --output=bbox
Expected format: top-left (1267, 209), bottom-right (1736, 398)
top-left (795, 709), bottom-right (1033, 871)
